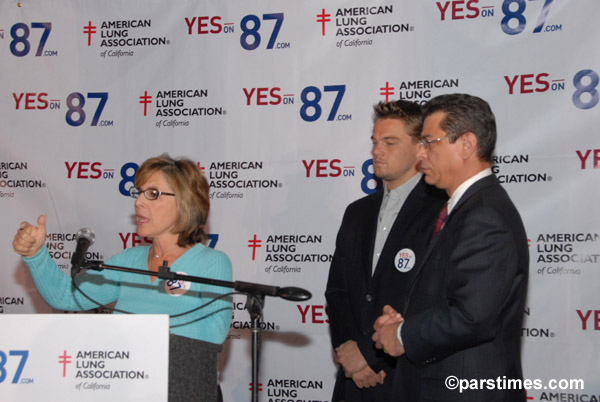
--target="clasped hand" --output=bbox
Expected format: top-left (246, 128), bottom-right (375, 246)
top-left (372, 305), bottom-right (406, 357)
top-left (335, 340), bottom-right (386, 388)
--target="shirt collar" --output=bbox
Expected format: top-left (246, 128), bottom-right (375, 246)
top-left (384, 172), bottom-right (422, 199)
top-left (447, 168), bottom-right (492, 214)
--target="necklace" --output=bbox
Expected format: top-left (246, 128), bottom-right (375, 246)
top-left (151, 244), bottom-right (180, 260)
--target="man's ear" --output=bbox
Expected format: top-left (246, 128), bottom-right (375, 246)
top-left (460, 132), bottom-right (478, 160)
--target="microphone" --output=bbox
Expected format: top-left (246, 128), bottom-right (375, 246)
top-left (277, 287), bottom-right (312, 302)
top-left (233, 281), bottom-right (312, 302)
top-left (71, 228), bottom-right (95, 278)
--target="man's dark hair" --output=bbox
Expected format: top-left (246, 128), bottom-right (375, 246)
top-left (424, 93), bottom-right (496, 162)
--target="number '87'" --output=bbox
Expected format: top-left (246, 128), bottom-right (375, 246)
top-left (300, 85), bottom-right (346, 122)
top-left (66, 92), bottom-right (109, 127)
top-left (10, 22), bottom-right (51, 57)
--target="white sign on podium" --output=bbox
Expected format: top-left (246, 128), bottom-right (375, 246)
top-left (0, 314), bottom-right (169, 401)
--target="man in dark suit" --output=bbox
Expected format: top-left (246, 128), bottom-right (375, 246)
top-left (326, 100), bottom-right (447, 401)
top-left (372, 93), bottom-right (529, 402)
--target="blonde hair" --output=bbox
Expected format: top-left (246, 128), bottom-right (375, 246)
top-left (135, 153), bottom-right (210, 246)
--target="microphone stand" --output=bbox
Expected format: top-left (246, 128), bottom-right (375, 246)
top-left (79, 259), bottom-right (311, 402)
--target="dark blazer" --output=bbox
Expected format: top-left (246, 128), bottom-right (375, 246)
top-left (326, 177), bottom-right (447, 402)
top-left (398, 174), bottom-right (529, 402)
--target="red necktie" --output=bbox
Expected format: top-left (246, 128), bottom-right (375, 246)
top-left (433, 203), bottom-right (448, 238)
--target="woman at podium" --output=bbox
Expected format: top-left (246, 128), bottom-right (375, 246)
top-left (12, 153), bottom-right (233, 345)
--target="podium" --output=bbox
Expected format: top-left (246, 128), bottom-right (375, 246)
top-left (0, 314), bottom-right (219, 402)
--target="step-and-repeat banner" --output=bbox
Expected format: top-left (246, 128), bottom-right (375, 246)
top-left (1, 0), bottom-right (599, 400)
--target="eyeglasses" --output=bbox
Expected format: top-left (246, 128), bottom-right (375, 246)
top-left (418, 136), bottom-right (450, 149)
top-left (129, 187), bottom-right (175, 200)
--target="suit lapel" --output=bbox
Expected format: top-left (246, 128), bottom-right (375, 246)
top-left (372, 180), bottom-right (427, 278)
top-left (403, 175), bottom-right (499, 312)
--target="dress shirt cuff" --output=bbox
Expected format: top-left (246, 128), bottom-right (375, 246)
top-left (397, 321), bottom-right (404, 346)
